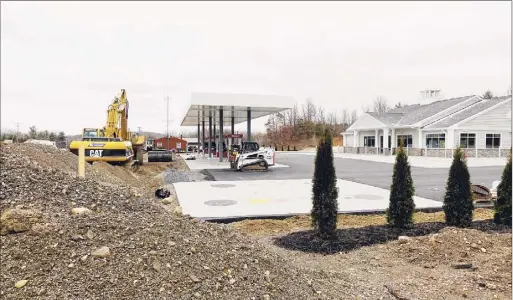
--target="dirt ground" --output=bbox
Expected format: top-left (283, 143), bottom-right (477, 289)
top-left (231, 209), bottom-right (512, 300)
top-left (2, 144), bottom-right (511, 299)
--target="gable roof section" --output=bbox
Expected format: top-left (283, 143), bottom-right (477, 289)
top-left (424, 96), bottom-right (511, 129)
top-left (403, 95), bottom-right (477, 126)
top-left (345, 113), bottom-right (386, 132)
top-left (368, 95), bottom-right (477, 127)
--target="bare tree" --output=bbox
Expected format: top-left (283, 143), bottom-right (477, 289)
top-left (302, 98), bottom-right (317, 122)
top-left (326, 112), bottom-right (337, 126)
top-left (349, 109), bottom-right (359, 126)
top-left (340, 108), bottom-right (349, 126)
top-left (317, 106), bottom-right (326, 124)
top-left (394, 102), bottom-right (405, 108)
top-left (373, 96), bottom-right (390, 115)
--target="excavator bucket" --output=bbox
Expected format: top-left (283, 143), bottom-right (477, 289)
top-left (148, 150), bottom-right (173, 163)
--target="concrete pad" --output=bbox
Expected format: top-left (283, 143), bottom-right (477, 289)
top-left (280, 152), bottom-right (508, 168)
top-left (182, 156), bottom-right (289, 170)
top-left (173, 179), bottom-right (442, 220)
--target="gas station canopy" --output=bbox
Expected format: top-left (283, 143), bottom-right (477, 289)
top-left (180, 92), bottom-right (296, 126)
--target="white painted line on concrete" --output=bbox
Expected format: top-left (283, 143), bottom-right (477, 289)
top-left (174, 179), bottom-right (442, 220)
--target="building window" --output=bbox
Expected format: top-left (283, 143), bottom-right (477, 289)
top-left (396, 135), bottom-right (413, 148)
top-left (364, 136), bottom-right (376, 147)
top-left (426, 133), bottom-right (445, 148)
top-left (486, 134), bottom-right (501, 148)
top-left (459, 133), bottom-right (476, 148)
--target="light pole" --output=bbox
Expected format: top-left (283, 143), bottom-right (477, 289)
top-left (165, 96), bottom-right (170, 138)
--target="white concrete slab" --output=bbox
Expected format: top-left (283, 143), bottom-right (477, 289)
top-left (173, 179), bottom-right (442, 220)
top-left (182, 156), bottom-right (289, 170)
top-left (280, 152), bottom-right (508, 168)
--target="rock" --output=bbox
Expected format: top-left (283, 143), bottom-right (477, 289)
top-left (80, 255), bottom-right (88, 262)
top-left (478, 282), bottom-right (487, 288)
top-left (152, 260), bottom-right (161, 272)
top-left (397, 236), bottom-right (411, 244)
top-left (451, 263), bottom-right (473, 269)
top-left (72, 207), bottom-right (92, 215)
top-left (161, 198), bottom-right (173, 205)
top-left (91, 246), bottom-right (111, 258)
top-left (190, 274), bottom-right (200, 283)
top-left (70, 235), bottom-right (83, 241)
top-left (264, 270), bottom-right (271, 281)
top-left (167, 241), bottom-right (176, 246)
top-left (263, 295), bottom-right (271, 300)
top-left (86, 230), bottom-right (94, 240)
top-left (194, 292), bottom-right (201, 298)
top-left (480, 248), bottom-right (487, 253)
top-left (15, 280), bottom-right (28, 289)
top-left (149, 251), bottom-right (158, 255)
top-left (173, 206), bottom-right (182, 215)
top-left (68, 263), bottom-right (74, 268)
top-left (471, 243), bottom-right (478, 248)
top-left (0, 208), bottom-right (42, 235)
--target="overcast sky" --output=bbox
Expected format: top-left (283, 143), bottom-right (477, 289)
top-left (1, 1), bottom-right (511, 135)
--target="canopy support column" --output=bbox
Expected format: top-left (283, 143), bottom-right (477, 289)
top-left (219, 108), bottom-right (224, 162)
top-left (247, 109), bottom-right (252, 142)
top-left (208, 113), bottom-right (212, 159)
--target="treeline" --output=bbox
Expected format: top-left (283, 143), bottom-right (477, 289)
top-left (1, 126), bottom-right (67, 148)
top-left (262, 99), bottom-right (359, 147)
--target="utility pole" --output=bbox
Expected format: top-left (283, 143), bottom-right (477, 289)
top-left (165, 96), bottom-right (170, 138)
top-left (137, 127), bottom-right (142, 133)
top-left (15, 122), bottom-right (20, 143)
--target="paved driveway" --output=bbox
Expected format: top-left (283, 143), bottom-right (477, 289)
top-left (206, 153), bottom-right (505, 201)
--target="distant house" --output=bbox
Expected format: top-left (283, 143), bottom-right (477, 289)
top-left (342, 90), bottom-right (512, 158)
top-left (153, 136), bottom-right (188, 152)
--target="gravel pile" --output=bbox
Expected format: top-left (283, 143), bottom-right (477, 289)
top-left (163, 169), bottom-right (214, 184)
top-left (0, 144), bottom-right (340, 299)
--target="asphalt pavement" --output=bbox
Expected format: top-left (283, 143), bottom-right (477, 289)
top-left (206, 152), bottom-right (505, 202)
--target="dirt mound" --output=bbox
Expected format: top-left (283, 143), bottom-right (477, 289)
top-left (0, 144), bottom-right (338, 299)
top-left (91, 161), bottom-right (141, 187)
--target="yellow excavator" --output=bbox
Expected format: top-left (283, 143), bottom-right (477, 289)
top-left (69, 89), bottom-right (146, 166)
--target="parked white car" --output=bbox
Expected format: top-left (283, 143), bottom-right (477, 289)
top-left (184, 153), bottom-right (196, 160)
top-left (490, 180), bottom-right (501, 200)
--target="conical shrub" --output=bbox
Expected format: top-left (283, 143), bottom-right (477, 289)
top-left (311, 128), bottom-right (338, 239)
top-left (386, 145), bottom-right (416, 228)
top-left (493, 153), bottom-right (512, 226)
top-left (443, 147), bottom-right (474, 227)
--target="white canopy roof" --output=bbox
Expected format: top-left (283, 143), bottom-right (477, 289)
top-left (180, 92), bottom-right (295, 126)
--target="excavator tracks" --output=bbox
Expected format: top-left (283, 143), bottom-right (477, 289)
top-left (240, 160), bottom-right (268, 172)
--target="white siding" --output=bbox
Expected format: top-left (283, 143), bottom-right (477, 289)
top-left (348, 114), bottom-right (385, 131)
top-left (454, 130), bottom-right (512, 149)
top-left (344, 133), bottom-right (354, 147)
top-left (459, 100), bottom-right (512, 131)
